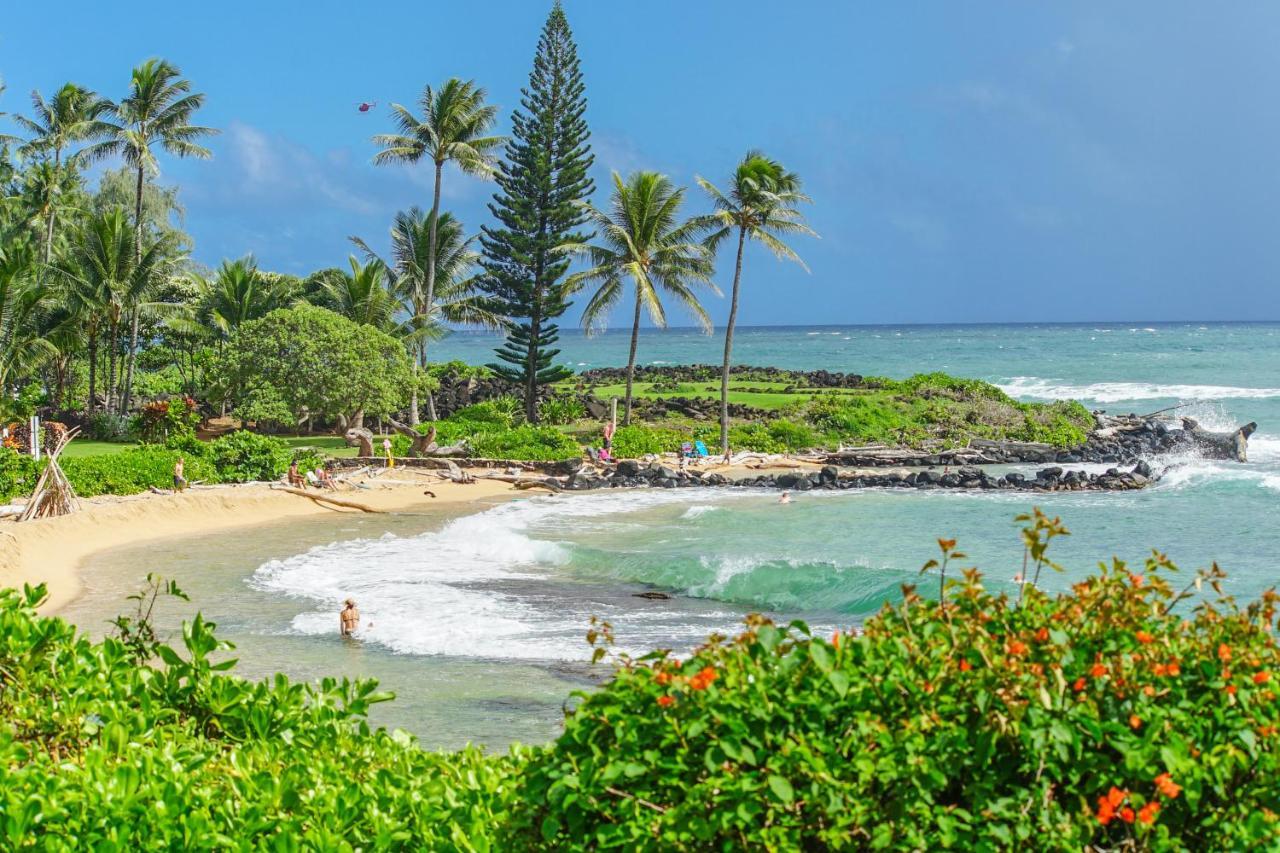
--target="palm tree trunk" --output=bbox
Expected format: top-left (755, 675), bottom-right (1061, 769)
top-left (624, 286), bottom-right (643, 427)
top-left (719, 227), bottom-right (747, 455)
top-left (87, 331), bottom-right (98, 414)
top-left (422, 161), bottom-right (444, 422)
top-left (106, 319), bottom-right (118, 416)
top-left (42, 151), bottom-right (60, 266)
top-left (121, 165), bottom-right (146, 416)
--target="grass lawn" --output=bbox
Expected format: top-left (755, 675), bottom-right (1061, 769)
top-left (61, 440), bottom-right (137, 458)
top-left (571, 380), bottom-right (863, 410)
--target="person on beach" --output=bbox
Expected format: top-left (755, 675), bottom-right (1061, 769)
top-left (340, 599), bottom-right (360, 637)
top-left (601, 420), bottom-right (615, 461)
top-left (287, 459), bottom-right (304, 488)
top-left (315, 466), bottom-right (336, 490)
top-left (382, 437), bottom-right (394, 468)
top-left (173, 457), bottom-right (187, 492)
top-left (779, 491), bottom-right (792, 504)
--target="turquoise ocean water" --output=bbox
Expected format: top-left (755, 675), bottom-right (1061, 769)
top-left (64, 323), bottom-right (1280, 747)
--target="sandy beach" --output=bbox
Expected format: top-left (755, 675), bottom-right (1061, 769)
top-left (0, 470), bottom-right (518, 614)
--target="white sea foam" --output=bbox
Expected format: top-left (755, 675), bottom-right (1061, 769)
top-left (999, 377), bottom-right (1280, 403)
top-left (681, 504), bottom-right (720, 519)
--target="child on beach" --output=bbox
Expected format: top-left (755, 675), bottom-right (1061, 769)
top-left (173, 457), bottom-right (187, 492)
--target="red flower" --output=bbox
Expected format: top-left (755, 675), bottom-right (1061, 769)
top-left (1073, 677), bottom-right (1087, 692)
top-left (1035, 627), bottom-right (1050, 643)
top-left (959, 659), bottom-right (972, 672)
top-left (1225, 685), bottom-right (1238, 696)
top-left (1090, 663), bottom-right (1107, 678)
top-left (1167, 662), bottom-right (1181, 677)
top-left (1152, 662), bottom-right (1167, 677)
top-left (1143, 685), bottom-right (1155, 697)
top-left (1138, 801), bottom-right (1160, 824)
top-left (1218, 643), bottom-right (1232, 662)
top-left (656, 695), bottom-right (675, 708)
top-left (1254, 671), bottom-right (1271, 685)
top-left (1096, 787), bottom-right (1128, 824)
top-left (1136, 630), bottom-right (1155, 645)
top-left (1008, 640), bottom-right (1028, 656)
top-left (654, 671), bottom-right (672, 685)
top-left (1154, 773), bottom-right (1181, 799)
top-left (689, 666), bottom-right (718, 691)
top-left (1120, 807), bottom-right (1136, 824)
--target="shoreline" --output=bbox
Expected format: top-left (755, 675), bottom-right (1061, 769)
top-left (0, 473), bottom-right (520, 615)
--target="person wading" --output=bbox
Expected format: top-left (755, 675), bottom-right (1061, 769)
top-left (340, 599), bottom-right (360, 637)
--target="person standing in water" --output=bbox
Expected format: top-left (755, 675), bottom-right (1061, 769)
top-left (340, 599), bottom-right (360, 637)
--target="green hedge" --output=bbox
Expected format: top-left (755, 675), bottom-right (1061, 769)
top-left (62, 447), bottom-right (220, 496)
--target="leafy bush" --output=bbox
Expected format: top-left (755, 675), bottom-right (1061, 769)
top-left (766, 419), bottom-right (818, 451)
top-left (0, 584), bottom-right (525, 849)
top-left (206, 430), bottom-right (292, 482)
top-left (131, 396), bottom-right (200, 443)
top-left (514, 513), bottom-right (1280, 849)
top-left (693, 422), bottom-right (785, 454)
top-left (63, 446), bottom-right (219, 496)
top-left (83, 412), bottom-right (132, 442)
top-left (538, 395), bottom-right (587, 426)
top-left (452, 398), bottom-right (520, 429)
top-left (611, 425), bottom-right (686, 457)
top-left (470, 425), bottom-right (580, 461)
top-left (0, 447), bottom-right (39, 502)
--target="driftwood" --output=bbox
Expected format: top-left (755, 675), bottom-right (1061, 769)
top-left (1182, 418), bottom-right (1257, 463)
top-left (270, 484), bottom-right (382, 513)
top-left (481, 473), bottom-right (564, 492)
top-left (20, 429), bottom-right (80, 521)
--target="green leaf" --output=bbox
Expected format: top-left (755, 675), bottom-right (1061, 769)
top-left (767, 775), bottom-right (794, 804)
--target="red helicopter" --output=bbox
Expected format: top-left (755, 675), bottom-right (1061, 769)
top-left (356, 101), bottom-right (378, 113)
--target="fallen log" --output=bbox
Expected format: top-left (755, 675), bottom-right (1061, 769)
top-left (1182, 418), bottom-right (1257, 463)
top-left (269, 484), bottom-right (382, 513)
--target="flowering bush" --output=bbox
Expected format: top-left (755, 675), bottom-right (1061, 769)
top-left (131, 397), bottom-right (201, 443)
top-left (513, 512), bottom-right (1280, 849)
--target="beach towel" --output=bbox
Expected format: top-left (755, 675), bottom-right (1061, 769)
top-left (694, 440), bottom-right (710, 457)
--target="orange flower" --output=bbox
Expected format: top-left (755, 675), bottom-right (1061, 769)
top-left (1096, 787), bottom-right (1126, 825)
top-left (1225, 685), bottom-right (1238, 696)
top-left (1129, 574), bottom-right (1145, 588)
top-left (1136, 630), bottom-right (1155, 645)
top-left (657, 694), bottom-right (675, 708)
top-left (1143, 685), bottom-right (1155, 697)
top-left (689, 666), bottom-right (718, 691)
top-left (1154, 773), bottom-right (1182, 798)
top-left (1008, 640), bottom-right (1028, 656)
top-left (1219, 643), bottom-right (1232, 662)
top-left (938, 538), bottom-right (957, 551)
top-left (1129, 714), bottom-right (1142, 729)
top-left (1151, 662), bottom-right (1167, 677)
top-left (1073, 677), bottom-right (1087, 692)
top-left (1090, 663), bottom-right (1107, 678)
top-left (959, 659), bottom-right (972, 672)
top-left (1138, 801), bottom-right (1160, 824)
top-left (1105, 787), bottom-right (1127, 808)
top-left (1035, 627), bottom-right (1050, 643)
top-left (1254, 671), bottom-right (1271, 685)
top-left (1120, 807), bottom-right (1136, 824)
top-left (832, 631), bottom-right (841, 650)
top-left (1167, 662), bottom-right (1181, 677)
top-left (654, 671), bottom-right (672, 685)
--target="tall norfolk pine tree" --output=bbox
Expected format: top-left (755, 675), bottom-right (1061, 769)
top-left (480, 2), bottom-right (593, 423)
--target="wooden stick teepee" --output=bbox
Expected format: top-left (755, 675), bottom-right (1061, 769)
top-left (19, 428), bottom-right (81, 521)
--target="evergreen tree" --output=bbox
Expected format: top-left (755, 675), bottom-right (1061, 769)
top-left (480, 2), bottom-right (593, 422)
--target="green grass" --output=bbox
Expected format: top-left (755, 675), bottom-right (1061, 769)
top-left (60, 440), bottom-right (137, 458)
top-left (571, 380), bottom-right (840, 410)
top-left (275, 434), bottom-right (360, 458)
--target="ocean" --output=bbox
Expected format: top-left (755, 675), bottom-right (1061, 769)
top-left (61, 322), bottom-right (1280, 748)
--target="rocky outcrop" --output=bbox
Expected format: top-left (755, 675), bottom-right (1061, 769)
top-left (577, 364), bottom-right (865, 389)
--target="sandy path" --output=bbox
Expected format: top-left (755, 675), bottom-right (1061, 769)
top-left (0, 471), bottom-right (518, 614)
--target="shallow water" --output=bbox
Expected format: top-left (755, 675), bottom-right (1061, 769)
top-left (60, 322), bottom-right (1280, 748)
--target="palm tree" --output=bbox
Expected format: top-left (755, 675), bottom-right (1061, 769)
top-left (192, 257), bottom-right (286, 340)
top-left (0, 240), bottom-right (56, 409)
top-left (372, 79), bottom-right (503, 418)
top-left (48, 209), bottom-right (172, 414)
top-left (562, 171), bottom-right (718, 425)
top-left (96, 59), bottom-right (216, 414)
top-left (695, 152), bottom-right (816, 455)
top-left (352, 208), bottom-right (501, 423)
top-left (12, 83), bottom-right (114, 263)
top-left (314, 257), bottom-right (400, 331)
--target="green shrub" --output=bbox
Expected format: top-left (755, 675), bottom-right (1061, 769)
top-left (538, 395), bottom-right (587, 426)
top-left (83, 412), bottom-right (132, 442)
top-left (0, 584), bottom-right (524, 849)
top-left (611, 425), bottom-right (686, 457)
top-left (207, 430), bottom-right (292, 482)
top-left (694, 422), bottom-right (785, 454)
top-left (452, 398), bottom-right (521, 428)
top-left (131, 397), bottom-right (201, 443)
top-left (0, 448), bottom-right (39, 502)
top-left (63, 446), bottom-right (219, 496)
top-left (514, 514), bottom-right (1280, 849)
top-left (766, 419), bottom-right (819, 451)
top-left (470, 425), bottom-right (580, 461)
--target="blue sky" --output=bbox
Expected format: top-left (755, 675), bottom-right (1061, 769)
top-left (4, 2), bottom-right (1280, 325)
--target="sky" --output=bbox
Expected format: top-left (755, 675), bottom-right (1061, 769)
top-left (4, 2), bottom-right (1280, 325)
